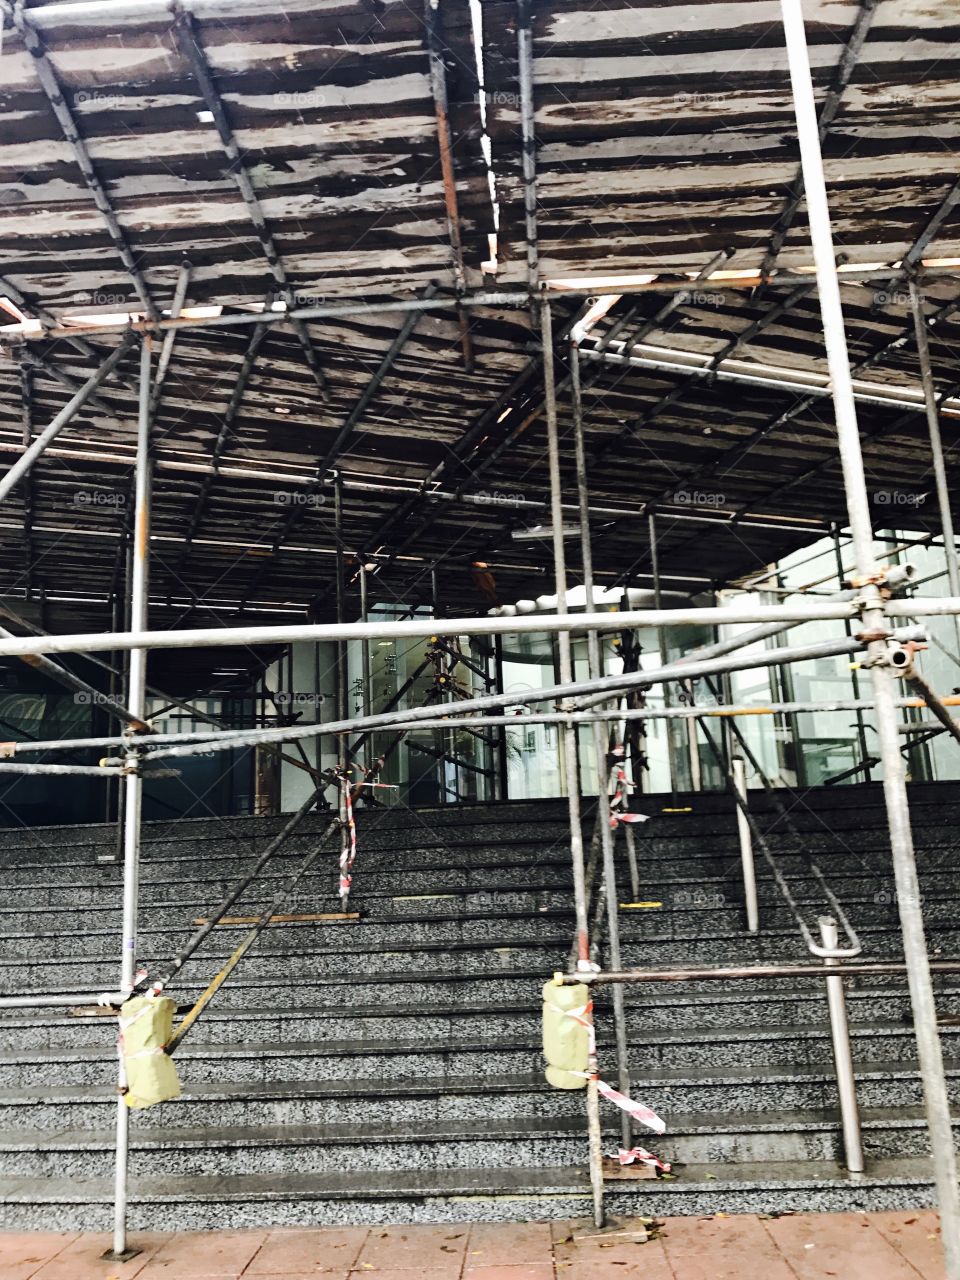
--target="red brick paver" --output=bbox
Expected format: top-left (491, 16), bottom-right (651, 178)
top-left (0, 1211), bottom-right (948, 1278)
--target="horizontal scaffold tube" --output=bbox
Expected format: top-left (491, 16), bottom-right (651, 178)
top-left (0, 992), bottom-right (106, 1009)
top-left (0, 762), bottom-right (126, 775)
top-left (0, 602), bottom-right (878, 661)
top-left (108, 627), bottom-right (926, 763)
top-left (561, 961), bottom-right (960, 985)
top-left (10, 689), bottom-right (956, 758)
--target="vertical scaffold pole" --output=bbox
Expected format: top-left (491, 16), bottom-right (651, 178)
top-left (648, 512), bottom-right (677, 796)
top-left (732, 757), bottom-right (759, 934)
top-left (571, 342), bottom-right (633, 1150)
top-left (832, 525), bottom-right (872, 778)
top-left (542, 302), bottom-right (605, 1226)
top-left (359, 562), bottom-right (373, 774)
top-left (334, 470), bottom-right (347, 725)
top-left (110, 336), bottom-right (152, 1261)
top-left (781, 3), bottom-right (960, 1273)
top-left (909, 279), bottom-right (960, 658)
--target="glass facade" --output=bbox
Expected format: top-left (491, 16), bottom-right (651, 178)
top-left (297, 525), bottom-right (960, 808)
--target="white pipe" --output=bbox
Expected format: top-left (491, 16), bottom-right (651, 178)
top-left (0, 342), bottom-right (131, 502)
top-left (732, 757), bottom-right (759, 933)
top-left (111, 338), bottom-right (151, 1261)
top-left (0, 602), bottom-right (866, 661)
top-left (781, 1), bottom-right (960, 1273)
top-left (584, 346), bottom-right (960, 420)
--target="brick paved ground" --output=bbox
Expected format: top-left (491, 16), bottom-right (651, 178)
top-left (0, 1211), bottom-right (945, 1279)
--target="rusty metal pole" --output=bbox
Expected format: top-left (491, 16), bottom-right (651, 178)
top-left (109, 336), bottom-right (152, 1261)
top-left (782, 3), bottom-right (960, 1272)
top-left (571, 341), bottom-right (633, 1149)
top-left (541, 302), bottom-right (605, 1226)
top-left (909, 279), bottom-right (960, 658)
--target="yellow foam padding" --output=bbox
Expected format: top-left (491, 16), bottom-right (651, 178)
top-left (120, 996), bottom-right (182, 1109)
top-left (661, 807), bottom-right (693, 813)
top-left (542, 980), bottom-right (589, 1091)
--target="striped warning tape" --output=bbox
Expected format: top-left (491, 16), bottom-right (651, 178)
top-left (338, 768), bottom-right (357, 901)
top-left (552, 998), bottom-right (667, 1137)
top-left (610, 1146), bottom-right (672, 1171)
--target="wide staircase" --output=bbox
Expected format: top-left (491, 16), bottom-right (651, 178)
top-left (0, 782), bottom-right (959, 1228)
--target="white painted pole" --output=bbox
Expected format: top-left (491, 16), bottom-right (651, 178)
top-left (732, 757), bottom-right (759, 933)
top-left (110, 338), bottom-right (151, 1261)
top-left (781, 3), bottom-right (960, 1272)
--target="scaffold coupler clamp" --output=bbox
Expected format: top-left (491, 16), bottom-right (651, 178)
top-left (886, 639), bottom-right (927, 679)
top-left (846, 563), bottom-right (917, 597)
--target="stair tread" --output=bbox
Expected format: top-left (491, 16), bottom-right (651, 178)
top-left (0, 1157), bottom-right (938, 1204)
top-left (0, 1017), bottom-right (948, 1066)
top-left (0, 1103), bottom-right (951, 1152)
top-left (3, 1056), bottom-right (959, 1105)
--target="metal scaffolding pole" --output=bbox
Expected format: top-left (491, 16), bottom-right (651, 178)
top-left (781, 2), bottom-right (960, 1272)
top-left (17, 687), bottom-right (960, 758)
top-left (0, 339), bottom-right (132, 503)
top-left (909, 279), bottom-right (960, 656)
top-left (0, 602), bottom-right (890, 661)
top-left (571, 341), bottom-right (632, 1150)
top-left (109, 337), bottom-right (151, 1261)
top-left (334, 470), bottom-right (347, 725)
top-left (832, 525), bottom-right (873, 779)
top-left (359, 562), bottom-right (373, 773)
top-left (129, 629), bottom-right (924, 763)
top-left (541, 302), bottom-right (605, 1226)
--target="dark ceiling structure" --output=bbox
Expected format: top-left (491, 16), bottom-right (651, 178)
top-left (0, 0), bottom-right (958, 662)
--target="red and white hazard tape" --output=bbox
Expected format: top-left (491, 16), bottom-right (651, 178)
top-left (610, 1146), bottom-right (672, 1172)
top-left (596, 1078), bottom-right (666, 1135)
top-left (338, 770), bottom-right (357, 900)
top-left (610, 811), bottom-right (648, 830)
top-left (608, 759), bottom-right (649, 829)
top-left (550, 998), bottom-right (666, 1137)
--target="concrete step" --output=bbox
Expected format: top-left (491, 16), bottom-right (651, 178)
top-left (5, 980), bottom-right (957, 1049)
top-left (7, 859), bottom-right (960, 921)
top-left (1, 1104), bottom-right (953, 1180)
top-left (2, 1057), bottom-right (959, 1131)
top-left (0, 1156), bottom-right (940, 1230)
top-left (0, 1018), bottom-right (955, 1088)
top-left (2, 784), bottom-right (959, 1230)
top-left (8, 885), bottom-right (960, 944)
top-left (0, 800), bottom-right (576, 852)
top-left (7, 833), bottom-right (960, 898)
top-left (1, 908), bottom-right (955, 979)
top-left (0, 823), bottom-right (582, 871)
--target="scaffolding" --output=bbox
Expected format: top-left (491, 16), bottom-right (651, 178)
top-left (2, 0), bottom-right (960, 1272)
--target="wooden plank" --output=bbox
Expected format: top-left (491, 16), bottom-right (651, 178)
top-left (191, 912), bottom-right (360, 926)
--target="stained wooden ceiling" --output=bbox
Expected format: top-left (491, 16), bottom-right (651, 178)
top-left (0, 0), bottom-right (958, 669)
